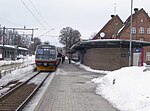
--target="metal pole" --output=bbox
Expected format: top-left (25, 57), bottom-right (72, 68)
top-left (2, 27), bottom-right (5, 60)
top-left (129, 0), bottom-right (133, 66)
top-left (3, 27), bottom-right (5, 46)
top-left (66, 36), bottom-right (67, 52)
top-left (12, 29), bottom-right (15, 45)
top-left (31, 29), bottom-right (34, 41)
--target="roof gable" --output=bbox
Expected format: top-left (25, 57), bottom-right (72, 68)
top-left (117, 8), bottom-right (150, 37)
top-left (93, 15), bottom-right (123, 39)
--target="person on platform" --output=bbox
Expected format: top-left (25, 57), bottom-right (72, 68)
top-left (61, 50), bottom-right (66, 64)
top-left (68, 53), bottom-right (72, 64)
top-left (57, 51), bottom-right (62, 65)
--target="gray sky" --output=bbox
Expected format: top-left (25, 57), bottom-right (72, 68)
top-left (0, 0), bottom-right (148, 45)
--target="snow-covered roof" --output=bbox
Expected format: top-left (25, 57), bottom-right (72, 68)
top-left (117, 24), bottom-right (126, 34)
top-left (70, 39), bottom-right (150, 52)
top-left (0, 45), bottom-right (28, 51)
top-left (79, 39), bottom-right (150, 44)
top-left (83, 39), bottom-right (121, 43)
top-left (4, 45), bottom-right (16, 49)
top-left (18, 47), bottom-right (28, 51)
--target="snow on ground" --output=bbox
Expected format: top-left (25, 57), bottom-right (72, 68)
top-left (0, 55), bottom-right (35, 66)
top-left (0, 55), bottom-right (35, 95)
top-left (0, 54), bottom-right (56, 111)
top-left (28, 72), bottom-right (49, 85)
top-left (0, 66), bottom-right (35, 86)
top-left (1, 56), bottom-right (150, 111)
top-left (90, 66), bottom-right (150, 111)
top-left (75, 62), bottom-right (150, 111)
top-left (74, 61), bottom-right (110, 74)
top-left (0, 66), bottom-right (36, 95)
top-left (23, 71), bottom-right (55, 111)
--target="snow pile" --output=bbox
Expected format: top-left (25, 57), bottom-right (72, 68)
top-left (94, 66), bottom-right (150, 111)
top-left (0, 60), bottom-right (22, 66)
top-left (0, 65), bottom-right (35, 95)
top-left (22, 55), bottom-right (35, 66)
top-left (0, 55), bottom-right (35, 95)
top-left (75, 62), bottom-right (110, 74)
top-left (0, 55), bottom-right (35, 66)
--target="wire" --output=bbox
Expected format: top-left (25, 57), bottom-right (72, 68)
top-left (37, 28), bottom-right (55, 37)
top-left (28, 0), bottom-right (51, 28)
top-left (20, 0), bottom-right (47, 30)
top-left (42, 35), bottom-right (59, 37)
top-left (0, 17), bottom-right (23, 26)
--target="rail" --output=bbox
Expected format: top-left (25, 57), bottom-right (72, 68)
top-left (0, 71), bottom-right (50, 111)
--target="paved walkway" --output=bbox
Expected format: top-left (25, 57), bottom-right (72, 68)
top-left (35, 61), bottom-right (119, 111)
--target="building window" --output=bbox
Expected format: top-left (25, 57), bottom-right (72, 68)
top-left (147, 28), bottom-right (150, 34)
top-left (131, 27), bottom-right (136, 34)
top-left (139, 27), bottom-right (144, 34)
top-left (139, 37), bottom-right (144, 41)
top-left (140, 19), bottom-right (143, 23)
top-left (146, 52), bottom-right (150, 61)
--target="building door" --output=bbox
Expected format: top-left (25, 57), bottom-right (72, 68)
top-left (133, 53), bottom-right (141, 66)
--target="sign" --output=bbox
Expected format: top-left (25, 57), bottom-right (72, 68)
top-left (121, 54), bottom-right (126, 57)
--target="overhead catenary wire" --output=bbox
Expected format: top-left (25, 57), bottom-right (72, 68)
top-left (0, 17), bottom-right (23, 27)
top-left (20, 0), bottom-right (47, 30)
top-left (28, 0), bottom-right (51, 28)
top-left (37, 28), bottom-right (55, 38)
top-left (42, 35), bottom-right (59, 37)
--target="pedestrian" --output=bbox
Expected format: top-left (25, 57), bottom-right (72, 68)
top-left (68, 53), bottom-right (72, 64)
top-left (62, 55), bottom-right (65, 64)
top-left (57, 51), bottom-right (62, 65)
top-left (61, 50), bottom-right (66, 64)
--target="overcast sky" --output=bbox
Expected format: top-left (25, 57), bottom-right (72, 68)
top-left (0, 0), bottom-right (149, 45)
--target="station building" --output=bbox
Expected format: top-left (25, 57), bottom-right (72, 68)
top-left (70, 39), bottom-right (150, 71)
top-left (70, 8), bottom-right (150, 71)
top-left (0, 45), bottom-right (28, 60)
top-left (93, 8), bottom-right (150, 65)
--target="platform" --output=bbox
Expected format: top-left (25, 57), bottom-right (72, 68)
top-left (35, 60), bottom-right (118, 111)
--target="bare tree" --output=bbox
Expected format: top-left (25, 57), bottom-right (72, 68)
top-left (33, 37), bottom-right (42, 51)
top-left (28, 37), bottom-right (42, 55)
top-left (90, 32), bottom-right (97, 39)
top-left (59, 27), bottom-right (81, 52)
top-left (14, 34), bottom-right (21, 47)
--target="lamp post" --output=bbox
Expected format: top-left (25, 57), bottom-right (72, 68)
top-left (2, 27), bottom-right (5, 59)
top-left (129, 0), bottom-right (133, 66)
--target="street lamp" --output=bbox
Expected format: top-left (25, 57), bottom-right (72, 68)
top-left (129, 0), bottom-right (133, 66)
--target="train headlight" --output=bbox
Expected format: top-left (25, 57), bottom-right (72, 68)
top-left (49, 58), bottom-right (53, 60)
top-left (44, 63), bottom-right (48, 66)
top-left (36, 62), bottom-right (42, 66)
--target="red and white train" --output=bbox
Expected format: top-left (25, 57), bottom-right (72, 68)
top-left (35, 44), bottom-right (60, 71)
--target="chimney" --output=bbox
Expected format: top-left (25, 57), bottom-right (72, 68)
top-left (134, 8), bottom-right (138, 13)
top-left (111, 15), bottom-right (115, 18)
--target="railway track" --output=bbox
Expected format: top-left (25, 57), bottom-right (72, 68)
top-left (0, 71), bottom-right (51, 111)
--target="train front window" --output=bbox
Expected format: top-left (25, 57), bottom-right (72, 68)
top-left (44, 49), bottom-right (49, 55)
top-left (49, 49), bottom-right (56, 55)
top-left (47, 49), bottom-right (56, 59)
top-left (37, 49), bottom-right (43, 54)
top-left (36, 48), bottom-right (56, 59)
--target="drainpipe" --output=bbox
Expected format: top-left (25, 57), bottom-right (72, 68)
top-left (80, 49), bottom-right (86, 64)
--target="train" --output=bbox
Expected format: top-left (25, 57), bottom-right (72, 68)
top-left (35, 44), bottom-right (60, 71)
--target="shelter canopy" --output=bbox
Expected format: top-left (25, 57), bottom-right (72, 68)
top-left (70, 39), bottom-right (150, 52)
